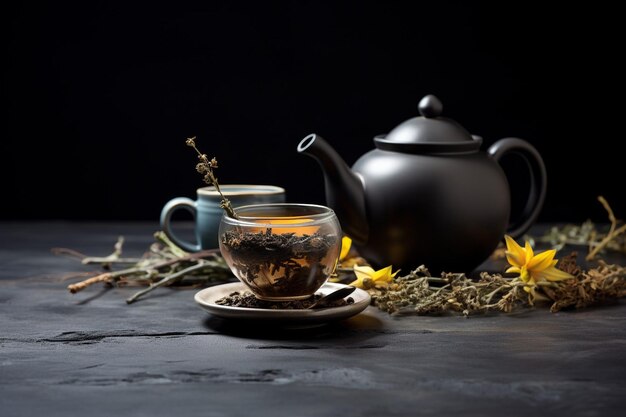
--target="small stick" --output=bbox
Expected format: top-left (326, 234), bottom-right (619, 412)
top-left (126, 262), bottom-right (209, 304)
top-left (68, 272), bottom-right (115, 293)
top-left (81, 257), bottom-right (144, 265)
top-left (54, 237), bottom-right (140, 265)
top-left (67, 264), bottom-right (161, 293)
top-left (58, 271), bottom-right (96, 282)
top-left (80, 236), bottom-right (125, 265)
top-left (587, 196), bottom-right (626, 261)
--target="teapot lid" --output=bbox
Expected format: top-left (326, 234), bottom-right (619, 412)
top-left (374, 95), bottom-right (482, 153)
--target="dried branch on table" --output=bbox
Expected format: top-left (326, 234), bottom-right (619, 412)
top-left (587, 196), bottom-right (626, 260)
top-left (528, 196), bottom-right (626, 259)
top-left (61, 232), bottom-right (234, 303)
top-left (52, 237), bottom-right (143, 268)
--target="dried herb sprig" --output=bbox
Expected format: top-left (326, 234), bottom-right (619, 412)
top-left (369, 266), bottom-right (532, 316)
top-left (367, 255), bottom-right (625, 316)
top-left (186, 136), bottom-right (239, 219)
top-left (587, 196), bottom-right (626, 260)
top-left (52, 237), bottom-right (143, 268)
top-left (62, 232), bottom-right (234, 303)
top-left (529, 196), bottom-right (626, 258)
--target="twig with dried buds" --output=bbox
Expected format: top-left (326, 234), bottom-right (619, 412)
top-left (185, 136), bottom-right (239, 219)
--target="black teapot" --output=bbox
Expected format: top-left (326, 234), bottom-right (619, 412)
top-left (297, 95), bottom-right (546, 273)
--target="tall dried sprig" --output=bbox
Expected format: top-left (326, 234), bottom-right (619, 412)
top-left (186, 136), bottom-right (239, 219)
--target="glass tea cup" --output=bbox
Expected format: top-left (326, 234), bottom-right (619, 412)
top-left (219, 204), bottom-right (342, 301)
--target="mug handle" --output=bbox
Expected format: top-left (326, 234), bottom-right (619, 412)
top-left (488, 138), bottom-right (547, 238)
top-left (160, 197), bottom-right (201, 252)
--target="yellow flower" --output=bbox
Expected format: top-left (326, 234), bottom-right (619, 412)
top-left (350, 265), bottom-right (399, 289)
top-left (504, 235), bottom-right (573, 297)
top-left (340, 236), bottom-right (352, 261)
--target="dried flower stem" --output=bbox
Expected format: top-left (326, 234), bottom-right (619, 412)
top-left (186, 136), bottom-right (239, 219)
top-left (587, 196), bottom-right (626, 260)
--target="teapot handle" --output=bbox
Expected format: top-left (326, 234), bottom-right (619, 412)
top-left (488, 138), bottom-right (547, 239)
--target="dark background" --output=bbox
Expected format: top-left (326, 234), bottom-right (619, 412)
top-left (4, 1), bottom-right (624, 223)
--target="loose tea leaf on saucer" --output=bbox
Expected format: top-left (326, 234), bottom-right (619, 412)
top-left (215, 291), bottom-right (354, 310)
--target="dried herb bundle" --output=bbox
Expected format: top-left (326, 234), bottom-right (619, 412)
top-left (541, 253), bottom-right (626, 312)
top-left (60, 232), bottom-right (234, 303)
top-left (368, 266), bottom-right (529, 316)
top-left (367, 255), bottom-right (626, 316)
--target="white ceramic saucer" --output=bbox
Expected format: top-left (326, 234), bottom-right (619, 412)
top-left (194, 282), bottom-right (370, 323)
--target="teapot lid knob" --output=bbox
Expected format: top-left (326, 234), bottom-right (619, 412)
top-left (418, 95), bottom-right (443, 118)
top-left (374, 93), bottom-right (480, 153)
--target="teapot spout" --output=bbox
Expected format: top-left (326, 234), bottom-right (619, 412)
top-left (297, 134), bottom-right (369, 244)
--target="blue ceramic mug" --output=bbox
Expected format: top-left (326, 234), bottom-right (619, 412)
top-left (160, 185), bottom-right (286, 251)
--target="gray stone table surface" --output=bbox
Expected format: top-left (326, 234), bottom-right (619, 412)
top-left (1, 222), bottom-right (625, 417)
